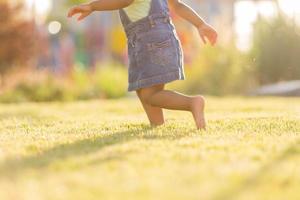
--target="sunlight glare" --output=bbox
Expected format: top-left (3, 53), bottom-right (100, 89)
top-left (24, 0), bottom-right (52, 24)
top-left (278, 0), bottom-right (300, 24)
top-left (234, 0), bottom-right (278, 51)
top-left (257, 1), bottom-right (277, 19)
top-left (278, 0), bottom-right (300, 17)
top-left (25, 0), bottom-right (34, 8)
top-left (35, 0), bottom-right (52, 16)
top-left (234, 0), bottom-right (257, 51)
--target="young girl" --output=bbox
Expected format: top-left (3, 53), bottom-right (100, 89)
top-left (68, 0), bottom-right (218, 130)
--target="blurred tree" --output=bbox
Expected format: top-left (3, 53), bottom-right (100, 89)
top-left (251, 14), bottom-right (300, 84)
top-left (0, 2), bottom-right (34, 86)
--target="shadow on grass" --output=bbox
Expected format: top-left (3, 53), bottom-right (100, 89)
top-left (212, 137), bottom-right (300, 200)
top-left (0, 123), bottom-right (188, 178)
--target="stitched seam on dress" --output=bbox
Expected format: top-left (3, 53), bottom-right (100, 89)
top-left (138, 70), bottom-right (180, 84)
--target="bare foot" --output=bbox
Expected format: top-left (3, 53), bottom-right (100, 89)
top-left (150, 121), bottom-right (165, 128)
top-left (191, 95), bottom-right (206, 130)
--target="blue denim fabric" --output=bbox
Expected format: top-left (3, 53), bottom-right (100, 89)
top-left (119, 0), bottom-right (185, 91)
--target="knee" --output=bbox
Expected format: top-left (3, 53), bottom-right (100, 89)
top-left (192, 95), bottom-right (206, 109)
top-left (195, 95), bottom-right (205, 104)
top-left (137, 89), bottom-right (157, 105)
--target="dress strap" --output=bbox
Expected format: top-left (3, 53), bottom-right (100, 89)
top-left (148, 0), bottom-right (169, 15)
top-left (119, 0), bottom-right (170, 30)
top-left (119, 8), bottom-right (132, 26)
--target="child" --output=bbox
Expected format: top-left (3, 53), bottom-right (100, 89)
top-left (68, 0), bottom-right (218, 130)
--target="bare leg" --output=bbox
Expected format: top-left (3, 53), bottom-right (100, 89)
top-left (136, 90), bottom-right (165, 127)
top-left (137, 84), bottom-right (206, 130)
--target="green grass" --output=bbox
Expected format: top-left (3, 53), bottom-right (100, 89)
top-left (0, 97), bottom-right (299, 200)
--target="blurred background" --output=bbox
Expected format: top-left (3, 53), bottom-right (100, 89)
top-left (0, 0), bottom-right (299, 102)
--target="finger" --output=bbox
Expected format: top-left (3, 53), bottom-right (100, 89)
top-left (206, 35), bottom-right (213, 45)
top-left (200, 34), bottom-right (207, 44)
top-left (68, 9), bottom-right (78, 17)
top-left (212, 38), bottom-right (217, 46)
top-left (67, 9), bottom-right (74, 17)
top-left (77, 13), bottom-right (88, 21)
top-left (213, 36), bottom-right (217, 45)
top-left (68, 7), bottom-right (81, 17)
top-left (209, 35), bottom-right (216, 46)
top-left (212, 33), bottom-right (218, 45)
top-left (208, 33), bottom-right (217, 46)
top-left (215, 33), bottom-right (218, 42)
top-left (77, 14), bottom-right (85, 21)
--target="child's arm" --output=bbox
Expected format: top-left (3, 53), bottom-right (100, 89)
top-left (168, 0), bottom-right (218, 45)
top-left (68, 0), bottom-right (134, 21)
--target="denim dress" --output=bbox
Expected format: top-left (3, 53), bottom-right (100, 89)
top-left (119, 0), bottom-right (185, 91)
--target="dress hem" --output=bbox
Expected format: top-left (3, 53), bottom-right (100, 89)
top-left (128, 70), bottom-right (185, 91)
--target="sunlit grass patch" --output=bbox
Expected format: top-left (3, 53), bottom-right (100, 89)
top-left (0, 97), bottom-right (299, 200)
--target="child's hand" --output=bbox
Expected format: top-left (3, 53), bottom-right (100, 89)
top-left (197, 23), bottom-right (218, 46)
top-left (67, 4), bottom-right (93, 21)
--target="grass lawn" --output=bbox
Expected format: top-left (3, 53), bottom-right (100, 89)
top-left (0, 97), bottom-right (299, 200)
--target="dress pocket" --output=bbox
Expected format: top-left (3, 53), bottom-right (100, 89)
top-left (147, 37), bottom-right (177, 67)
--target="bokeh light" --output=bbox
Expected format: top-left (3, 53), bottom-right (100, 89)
top-left (48, 21), bottom-right (62, 35)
